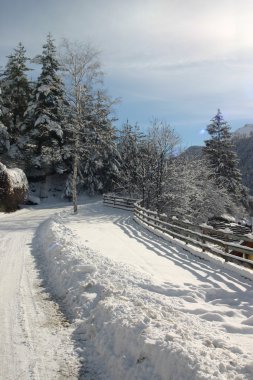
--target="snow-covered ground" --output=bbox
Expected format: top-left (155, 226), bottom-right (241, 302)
top-left (0, 203), bottom-right (80, 380)
top-left (1, 197), bottom-right (253, 379)
top-left (35, 199), bottom-right (253, 380)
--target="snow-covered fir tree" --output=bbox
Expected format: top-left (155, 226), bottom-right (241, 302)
top-left (0, 91), bottom-right (10, 154)
top-left (0, 43), bottom-right (31, 148)
top-left (86, 90), bottom-right (120, 194)
top-left (118, 121), bottom-right (142, 196)
top-left (64, 89), bottom-right (120, 196)
top-left (135, 136), bottom-right (157, 208)
top-left (203, 109), bottom-right (244, 198)
top-left (24, 34), bottom-right (67, 175)
top-left (0, 122), bottom-right (10, 154)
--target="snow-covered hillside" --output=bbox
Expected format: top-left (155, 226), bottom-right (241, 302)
top-left (34, 199), bottom-right (253, 380)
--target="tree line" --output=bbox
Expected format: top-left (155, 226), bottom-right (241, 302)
top-left (0, 35), bottom-right (119, 210)
top-left (0, 35), bottom-right (249, 220)
top-left (118, 113), bottom-right (248, 223)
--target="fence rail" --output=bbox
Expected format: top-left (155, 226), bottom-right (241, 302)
top-left (171, 218), bottom-right (253, 243)
top-left (134, 202), bottom-right (253, 267)
top-left (103, 194), bottom-right (253, 268)
top-left (103, 194), bottom-right (139, 211)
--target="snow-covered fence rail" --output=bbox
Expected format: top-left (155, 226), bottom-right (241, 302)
top-left (170, 218), bottom-right (253, 243)
top-left (103, 194), bottom-right (139, 211)
top-left (133, 202), bottom-right (253, 268)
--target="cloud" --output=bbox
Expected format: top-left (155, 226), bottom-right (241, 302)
top-left (1, 0), bottom-right (253, 145)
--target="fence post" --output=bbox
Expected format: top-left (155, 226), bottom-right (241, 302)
top-left (202, 234), bottom-right (205, 252)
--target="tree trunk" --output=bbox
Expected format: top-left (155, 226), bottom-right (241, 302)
top-left (72, 145), bottom-right (78, 213)
top-left (72, 84), bottom-right (81, 214)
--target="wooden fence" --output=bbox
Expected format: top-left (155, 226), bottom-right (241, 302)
top-left (103, 194), bottom-right (253, 268)
top-left (103, 194), bottom-right (139, 211)
top-left (134, 202), bottom-right (253, 268)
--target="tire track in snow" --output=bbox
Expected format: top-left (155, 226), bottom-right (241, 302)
top-left (0, 206), bottom-right (80, 380)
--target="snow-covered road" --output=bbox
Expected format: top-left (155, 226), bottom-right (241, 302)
top-left (1, 198), bottom-right (253, 380)
top-left (0, 205), bottom-right (79, 380)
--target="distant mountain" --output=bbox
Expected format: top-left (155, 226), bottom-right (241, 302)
top-left (181, 145), bottom-right (203, 160)
top-left (233, 130), bottom-right (253, 195)
top-left (233, 124), bottom-right (253, 138)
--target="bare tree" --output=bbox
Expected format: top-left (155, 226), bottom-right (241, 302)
top-left (147, 119), bottom-right (180, 212)
top-left (58, 39), bottom-right (103, 212)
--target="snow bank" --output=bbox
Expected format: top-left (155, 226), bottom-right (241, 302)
top-left (35, 214), bottom-right (253, 380)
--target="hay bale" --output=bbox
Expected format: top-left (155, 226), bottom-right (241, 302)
top-left (0, 162), bottom-right (28, 212)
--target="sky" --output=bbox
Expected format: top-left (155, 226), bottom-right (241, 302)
top-left (1, 0), bottom-right (253, 147)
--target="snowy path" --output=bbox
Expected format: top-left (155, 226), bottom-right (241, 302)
top-left (67, 200), bottom-right (253, 353)
top-left (2, 198), bottom-right (252, 379)
top-left (0, 205), bottom-right (79, 380)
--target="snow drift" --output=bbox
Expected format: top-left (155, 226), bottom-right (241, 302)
top-left (34, 212), bottom-right (253, 380)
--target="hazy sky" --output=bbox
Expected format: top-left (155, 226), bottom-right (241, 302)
top-left (1, 0), bottom-right (253, 146)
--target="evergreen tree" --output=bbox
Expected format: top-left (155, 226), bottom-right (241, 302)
top-left (24, 34), bottom-right (67, 175)
top-left (136, 136), bottom-right (157, 208)
top-left (0, 91), bottom-right (10, 154)
top-left (118, 121), bottom-right (142, 196)
top-left (0, 122), bottom-right (10, 154)
top-left (203, 109), bottom-right (243, 198)
top-left (85, 90), bottom-right (120, 194)
top-left (64, 89), bottom-right (120, 195)
top-left (0, 42), bottom-right (31, 146)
